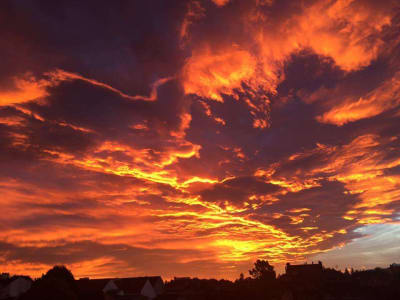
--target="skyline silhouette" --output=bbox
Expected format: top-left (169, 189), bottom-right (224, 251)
top-left (3, 261), bottom-right (400, 299)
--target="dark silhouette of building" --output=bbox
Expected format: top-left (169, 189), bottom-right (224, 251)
top-left (285, 261), bottom-right (323, 279)
top-left (0, 275), bottom-right (32, 299)
top-left (76, 276), bottom-right (163, 300)
top-left (390, 263), bottom-right (400, 273)
top-left (283, 261), bottom-right (324, 297)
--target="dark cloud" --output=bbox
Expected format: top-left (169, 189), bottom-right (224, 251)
top-left (0, 239), bottom-right (241, 278)
top-left (201, 176), bottom-right (280, 205)
top-left (0, 239), bottom-right (202, 266)
top-left (266, 180), bottom-right (360, 233)
top-left (0, 0), bottom-right (187, 94)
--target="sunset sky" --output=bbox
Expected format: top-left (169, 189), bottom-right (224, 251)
top-left (1, 0), bottom-right (400, 280)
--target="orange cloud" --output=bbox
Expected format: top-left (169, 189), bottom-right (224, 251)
top-left (49, 69), bottom-right (175, 102)
top-left (182, 0), bottom-right (394, 103)
top-left (251, 0), bottom-right (392, 72)
top-left (317, 72), bottom-right (400, 125)
top-left (180, 1), bottom-right (205, 45)
top-left (182, 48), bottom-right (258, 101)
top-left (267, 134), bottom-right (400, 226)
top-left (0, 75), bottom-right (53, 106)
top-left (212, 0), bottom-right (230, 7)
top-left (0, 69), bottom-right (174, 108)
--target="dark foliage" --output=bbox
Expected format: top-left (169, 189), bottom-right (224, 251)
top-left (21, 265), bottom-right (78, 300)
top-left (13, 262), bottom-right (400, 300)
top-left (249, 259), bottom-right (276, 281)
top-left (163, 262), bottom-right (400, 300)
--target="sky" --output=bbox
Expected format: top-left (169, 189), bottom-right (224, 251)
top-left (0, 0), bottom-right (399, 280)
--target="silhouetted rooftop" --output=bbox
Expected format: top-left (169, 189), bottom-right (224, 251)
top-left (285, 262), bottom-right (323, 277)
top-left (75, 276), bottom-right (163, 295)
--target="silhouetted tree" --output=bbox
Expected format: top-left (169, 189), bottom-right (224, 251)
top-left (21, 266), bottom-right (78, 300)
top-left (43, 265), bottom-right (77, 292)
top-left (249, 259), bottom-right (276, 281)
top-left (44, 265), bottom-right (75, 282)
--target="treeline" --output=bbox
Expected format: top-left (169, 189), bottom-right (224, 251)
top-left (9, 260), bottom-right (400, 300)
top-left (164, 260), bottom-right (400, 300)
top-left (19, 266), bottom-right (78, 300)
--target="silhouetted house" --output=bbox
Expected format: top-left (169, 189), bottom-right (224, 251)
top-left (0, 275), bottom-right (9, 281)
top-left (76, 276), bottom-right (164, 300)
top-left (160, 277), bottom-right (193, 300)
top-left (76, 278), bottom-right (112, 300)
top-left (146, 277), bottom-right (164, 296)
top-left (165, 278), bottom-right (191, 293)
top-left (389, 263), bottom-right (400, 273)
top-left (285, 262), bottom-right (323, 279)
top-left (0, 276), bottom-right (32, 299)
top-left (283, 262), bottom-right (325, 298)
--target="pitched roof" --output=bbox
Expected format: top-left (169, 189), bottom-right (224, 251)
top-left (0, 276), bottom-right (32, 288)
top-left (114, 277), bottom-right (155, 294)
top-left (76, 278), bottom-right (112, 294)
top-left (76, 276), bottom-right (162, 295)
top-left (147, 276), bottom-right (163, 286)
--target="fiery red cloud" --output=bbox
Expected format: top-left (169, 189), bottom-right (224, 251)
top-left (0, 0), bottom-right (399, 279)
